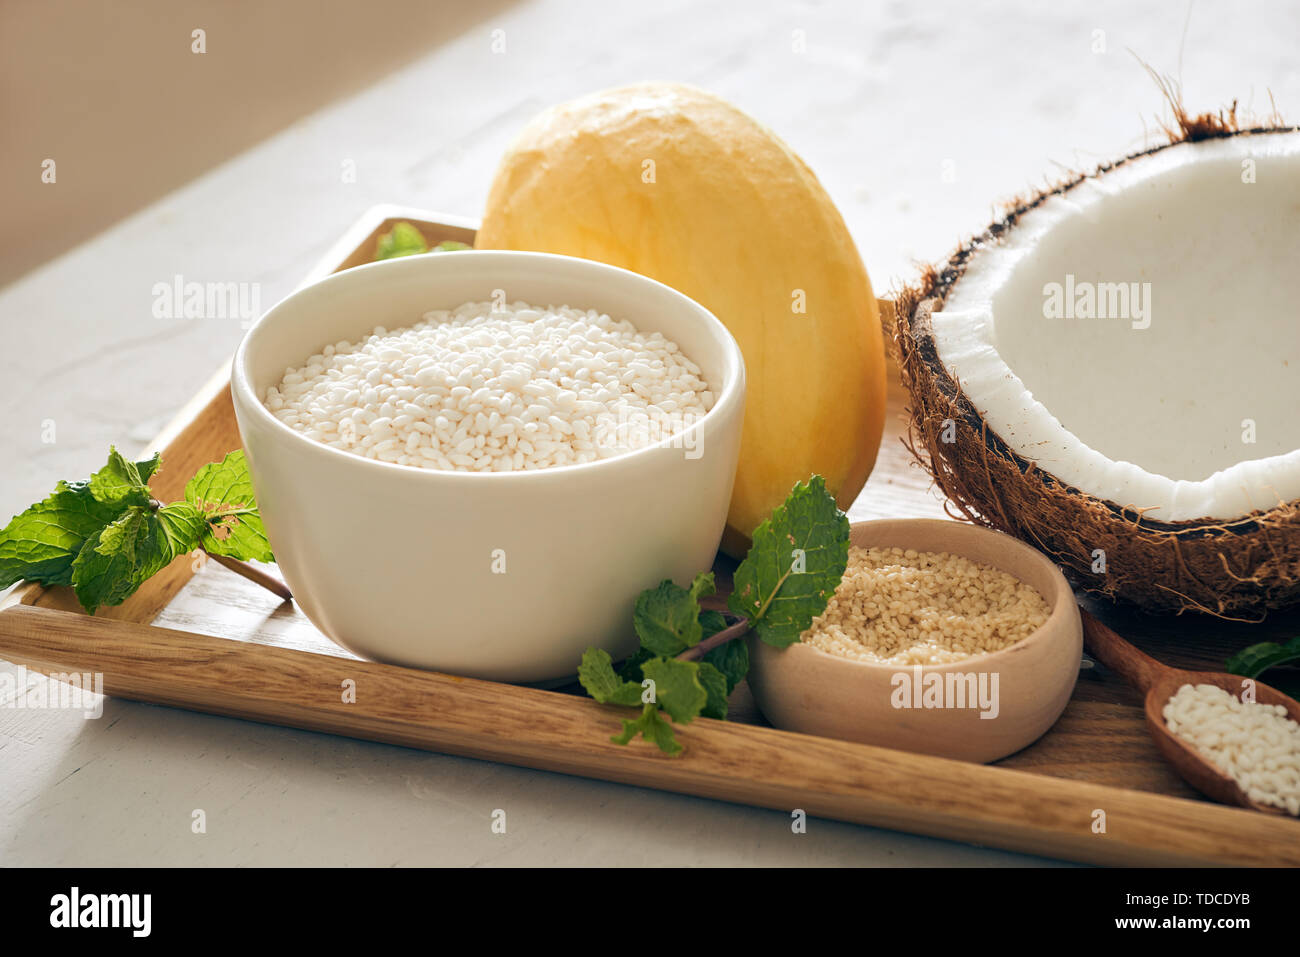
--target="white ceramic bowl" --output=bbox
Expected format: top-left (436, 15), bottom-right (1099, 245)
top-left (231, 251), bottom-right (745, 683)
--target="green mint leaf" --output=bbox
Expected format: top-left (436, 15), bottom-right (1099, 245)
top-left (0, 482), bottom-right (124, 588)
top-left (633, 571), bottom-right (716, 656)
top-left (1226, 637), bottom-right (1300, 679)
top-left (612, 702), bottom-right (682, 756)
top-left (135, 452), bottom-right (162, 484)
top-left (431, 240), bottom-right (472, 252)
top-left (728, 475), bottom-right (850, 648)
top-left (185, 451), bottom-right (273, 562)
top-left (578, 647), bottom-right (645, 707)
top-left (702, 637), bottom-right (749, 695)
top-left (375, 222), bottom-right (429, 260)
top-left (156, 502), bottom-right (206, 559)
top-left (88, 447), bottom-right (152, 508)
top-left (697, 661), bottom-right (730, 720)
top-left (689, 571), bottom-right (716, 604)
top-left (70, 506), bottom-right (173, 612)
top-left (640, 657), bottom-right (707, 725)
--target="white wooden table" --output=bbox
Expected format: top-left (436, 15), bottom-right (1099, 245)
top-left (2, 0), bottom-right (1296, 866)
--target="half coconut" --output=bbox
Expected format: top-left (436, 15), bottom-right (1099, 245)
top-left (893, 119), bottom-right (1300, 618)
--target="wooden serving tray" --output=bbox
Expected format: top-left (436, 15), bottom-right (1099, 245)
top-left (3, 207), bottom-right (1298, 867)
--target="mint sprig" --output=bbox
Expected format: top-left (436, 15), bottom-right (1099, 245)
top-left (375, 222), bottom-right (429, 260)
top-left (578, 476), bottom-right (849, 755)
top-left (374, 222), bottom-right (472, 261)
top-left (0, 447), bottom-right (272, 613)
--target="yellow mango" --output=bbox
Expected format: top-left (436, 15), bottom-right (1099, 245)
top-left (477, 83), bottom-right (886, 554)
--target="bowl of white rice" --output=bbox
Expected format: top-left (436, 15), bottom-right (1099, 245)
top-left (230, 250), bottom-right (745, 683)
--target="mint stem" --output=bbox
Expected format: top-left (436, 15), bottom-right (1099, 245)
top-left (203, 552), bottom-right (292, 602)
top-left (676, 617), bottom-right (752, 662)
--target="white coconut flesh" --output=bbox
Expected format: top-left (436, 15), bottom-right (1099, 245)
top-left (931, 132), bottom-right (1300, 523)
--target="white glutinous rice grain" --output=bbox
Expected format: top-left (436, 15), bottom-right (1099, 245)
top-left (1163, 683), bottom-right (1300, 816)
top-left (263, 301), bottom-right (715, 472)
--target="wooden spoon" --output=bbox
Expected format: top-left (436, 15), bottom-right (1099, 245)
top-left (1081, 609), bottom-right (1300, 815)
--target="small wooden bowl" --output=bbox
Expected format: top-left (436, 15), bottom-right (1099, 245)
top-left (747, 519), bottom-right (1082, 763)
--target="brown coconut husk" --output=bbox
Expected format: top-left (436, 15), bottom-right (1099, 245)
top-left (890, 92), bottom-right (1300, 620)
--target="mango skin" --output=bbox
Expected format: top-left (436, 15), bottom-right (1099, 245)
top-left (477, 83), bottom-right (887, 555)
